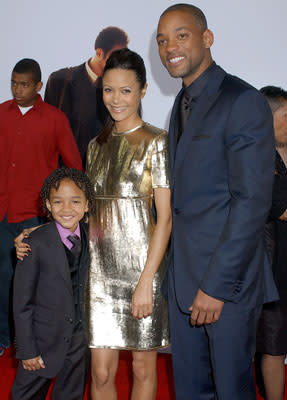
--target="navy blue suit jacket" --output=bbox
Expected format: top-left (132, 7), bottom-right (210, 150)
top-left (167, 64), bottom-right (278, 313)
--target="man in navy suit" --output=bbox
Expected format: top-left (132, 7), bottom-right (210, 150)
top-left (156, 4), bottom-right (278, 399)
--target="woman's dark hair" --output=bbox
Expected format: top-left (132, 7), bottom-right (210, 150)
top-left (97, 48), bottom-right (146, 144)
top-left (40, 167), bottom-right (96, 217)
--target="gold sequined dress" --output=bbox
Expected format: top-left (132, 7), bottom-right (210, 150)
top-left (86, 122), bottom-right (170, 350)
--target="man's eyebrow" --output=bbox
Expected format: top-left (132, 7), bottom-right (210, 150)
top-left (157, 26), bottom-right (189, 39)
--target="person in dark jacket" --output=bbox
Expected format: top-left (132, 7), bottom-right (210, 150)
top-left (256, 86), bottom-right (287, 400)
top-left (44, 26), bottom-right (129, 163)
top-left (12, 168), bottom-right (95, 400)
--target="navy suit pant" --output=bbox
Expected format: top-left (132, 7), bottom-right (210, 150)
top-left (168, 271), bottom-right (261, 400)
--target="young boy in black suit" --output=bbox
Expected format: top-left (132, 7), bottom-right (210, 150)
top-left (12, 167), bottom-right (95, 400)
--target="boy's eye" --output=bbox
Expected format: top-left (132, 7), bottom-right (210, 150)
top-left (178, 33), bottom-right (187, 40)
top-left (122, 89), bottom-right (131, 94)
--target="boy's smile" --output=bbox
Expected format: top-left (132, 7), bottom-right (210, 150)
top-left (46, 178), bottom-right (88, 232)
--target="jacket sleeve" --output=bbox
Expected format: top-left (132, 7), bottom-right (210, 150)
top-left (55, 110), bottom-right (83, 171)
top-left (200, 89), bottom-right (275, 301)
top-left (269, 174), bottom-right (287, 220)
top-left (45, 69), bottom-right (74, 125)
top-left (13, 239), bottom-right (41, 360)
top-left (45, 72), bottom-right (62, 108)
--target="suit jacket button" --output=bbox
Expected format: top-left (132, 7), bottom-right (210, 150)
top-left (64, 337), bottom-right (69, 343)
top-left (174, 208), bottom-right (180, 215)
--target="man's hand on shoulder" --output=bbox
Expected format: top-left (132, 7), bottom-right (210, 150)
top-left (189, 288), bottom-right (224, 326)
top-left (22, 356), bottom-right (45, 371)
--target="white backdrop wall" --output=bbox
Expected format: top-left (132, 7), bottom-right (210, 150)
top-left (1, 0), bottom-right (286, 130)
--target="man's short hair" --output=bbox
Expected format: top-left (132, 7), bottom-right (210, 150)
top-left (160, 3), bottom-right (208, 31)
top-left (260, 86), bottom-right (287, 113)
top-left (94, 26), bottom-right (129, 56)
top-left (12, 58), bottom-right (42, 83)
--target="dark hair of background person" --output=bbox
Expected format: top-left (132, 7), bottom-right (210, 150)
top-left (97, 48), bottom-right (147, 145)
top-left (160, 3), bottom-right (208, 31)
top-left (40, 167), bottom-right (96, 217)
top-left (260, 86), bottom-right (287, 114)
top-left (94, 26), bottom-right (129, 56)
top-left (12, 58), bottom-right (42, 83)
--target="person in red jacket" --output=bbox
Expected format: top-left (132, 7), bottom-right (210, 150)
top-left (0, 58), bottom-right (83, 356)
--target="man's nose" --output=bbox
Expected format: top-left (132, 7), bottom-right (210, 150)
top-left (166, 38), bottom-right (178, 52)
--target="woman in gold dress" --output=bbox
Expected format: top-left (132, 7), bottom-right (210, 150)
top-left (86, 48), bottom-right (172, 399)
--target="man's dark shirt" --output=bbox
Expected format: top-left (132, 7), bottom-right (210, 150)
top-left (268, 151), bottom-right (287, 304)
top-left (177, 61), bottom-right (217, 142)
top-left (184, 61), bottom-right (217, 103)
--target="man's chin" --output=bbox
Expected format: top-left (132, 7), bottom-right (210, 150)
top-left (167, 68), bottom-right (184, 79)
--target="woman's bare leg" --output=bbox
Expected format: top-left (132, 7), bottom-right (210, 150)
top-left (131, 350), bottom-right (158, 400)
top-left (90, 348), bottom-right (119, 400)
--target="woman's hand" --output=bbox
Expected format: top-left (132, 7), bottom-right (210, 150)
top-left (131, 276), bottom-right (153, 319)
top-left (14, 229), bottom-right (32, 260)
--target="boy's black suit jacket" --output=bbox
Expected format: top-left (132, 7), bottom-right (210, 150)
top-left (13, 220), bottom-right (89, 378)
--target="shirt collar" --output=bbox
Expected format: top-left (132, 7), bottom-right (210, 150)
top-left (85, 59), bottom-right (99, 83)
top-left (184, 61), bottom-right (217, 100)
top-left (9, 94), bottom-right (44, 113)
top-left (55, 221), bottom-right (81, 249)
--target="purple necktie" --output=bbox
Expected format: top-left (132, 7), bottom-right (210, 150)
top-left (67, 235), bottom-right (81, 257)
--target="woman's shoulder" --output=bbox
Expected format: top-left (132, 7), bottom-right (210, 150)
top-left (87, 136), bottom-right (99, 151)
top-left (142, 122), bottom-right (167, 138)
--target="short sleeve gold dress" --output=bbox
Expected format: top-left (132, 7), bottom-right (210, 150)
top-left (85, 122), bottom-right (170, 350)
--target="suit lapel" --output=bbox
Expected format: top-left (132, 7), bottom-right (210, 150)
top-left (79, 222), bottom-right (89, 275)
top-left (174, 66), bottom-right (227, 175)
top-left (169, 88), bottom-right (183, 183)
top-left (46, 221), bottom-right (73, 295)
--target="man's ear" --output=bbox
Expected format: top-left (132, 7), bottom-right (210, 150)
top-left (203, 29), bottom-right (214, 49)
top-left (95, 48), bottom-right (104, 59)
top-left (36, 81), bottom-right (43, 92)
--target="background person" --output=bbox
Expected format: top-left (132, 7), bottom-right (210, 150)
top-left (45, 26), bottom-right (129, 163)
top-left (0, 58), bottom-right (82, 357)
top-left (256, 86), bottom-right (287, 400)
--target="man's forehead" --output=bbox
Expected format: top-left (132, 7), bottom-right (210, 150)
top-left (157, 12), bottom-right (198, 34)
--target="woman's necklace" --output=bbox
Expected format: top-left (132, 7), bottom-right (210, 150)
top-left (112, 122), bottom-right (144, 136)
